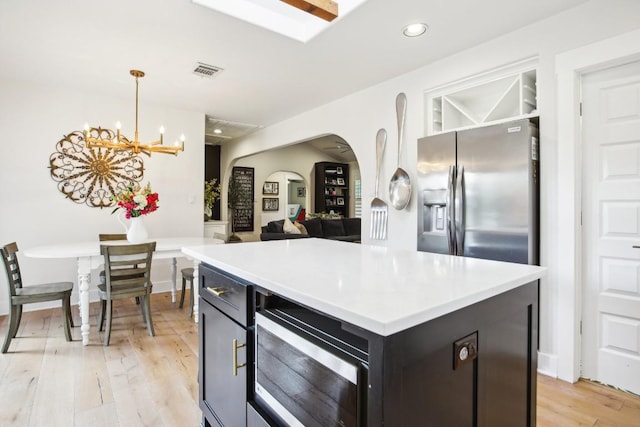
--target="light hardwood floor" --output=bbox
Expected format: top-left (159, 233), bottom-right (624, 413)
top-left (1, 294), bottom-right (639, 427)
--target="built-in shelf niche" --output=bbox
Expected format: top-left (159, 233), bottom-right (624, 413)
top-left (427, 64), bottom-right (538, 135)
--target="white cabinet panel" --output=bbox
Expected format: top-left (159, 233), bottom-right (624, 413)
top-left (426, 65), bottom-right (537, 135)
top-left (602, 202), bottom-right (639, 235)
top-left (604, 85), bottom-right (640, 120)
top-left (601, 257), bottom-right (640, 294)
top-left (602, 143), bottom-right (640, 178)
top-left (602, 314), bottom-right (640, 354)
top-left (204, 220), bottom-right (229, 242)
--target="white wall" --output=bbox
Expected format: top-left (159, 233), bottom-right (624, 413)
top-left (288, 179), bottom-right (305, 208)
top-left (0, 80), bottom-right (205, 314)
top-left (257, 171), bottom-right (306, 227)
top-left (220, 0), bottom-right (640, 379)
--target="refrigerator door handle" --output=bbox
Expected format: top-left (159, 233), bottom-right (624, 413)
top-left (447, 165), bottom-right (456, 255)
top-left (455, 165), bottom-right (465, 256)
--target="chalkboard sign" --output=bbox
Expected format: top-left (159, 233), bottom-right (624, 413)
top-left (232, 166), bottom-right (254, 232)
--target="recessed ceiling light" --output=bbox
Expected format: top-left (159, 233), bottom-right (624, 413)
top-left (213, 128), bottom-right (222, 134)
top-left (403, 23), bottom-right (428, 37)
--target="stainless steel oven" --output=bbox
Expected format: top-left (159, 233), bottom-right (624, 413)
top-left (254, 307), bottom-right (368, 427)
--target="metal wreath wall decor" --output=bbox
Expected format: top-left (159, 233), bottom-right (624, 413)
top-left (49, 128), bottom-right (144, 208)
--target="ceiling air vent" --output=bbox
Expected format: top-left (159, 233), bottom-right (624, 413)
top-left (193, 62), bottom-right (223, 79)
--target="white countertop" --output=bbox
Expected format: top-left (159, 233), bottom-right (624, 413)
top-left (182, 238), bottom-right (546, 336)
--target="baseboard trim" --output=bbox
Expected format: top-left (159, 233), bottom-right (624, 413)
top-left (537, 351), bottom-right (558, 378)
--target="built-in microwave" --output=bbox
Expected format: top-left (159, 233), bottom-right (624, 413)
top-left (254, 306), bottom-right (368, 427)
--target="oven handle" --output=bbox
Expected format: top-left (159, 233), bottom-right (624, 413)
top-left (233, 338), bottom-right (246, 376)
top-left (255, 312), bottom-right (358, 384)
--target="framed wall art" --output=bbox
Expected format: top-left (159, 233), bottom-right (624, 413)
top-left (262, 198), bottom-right (279, 211)
top-left (231, 166), bottom-right (255, 232)
top-left (49, 129), bottom-right (144, 209)
top-left (263, 181), bottom-right (279, 195)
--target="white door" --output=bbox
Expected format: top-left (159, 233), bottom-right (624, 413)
top-left (582, 60), bottom-right (640, 395)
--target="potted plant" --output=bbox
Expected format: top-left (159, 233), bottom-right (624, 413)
top-left (204, 178), bottom-right (221, 221)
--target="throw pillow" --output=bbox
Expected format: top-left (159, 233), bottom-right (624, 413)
top-left (267, 220), bottom-right (285, 233)
top-left (294, 221), bottom-right (308, 235)
top-left (283, 218), bottom-right (301, 234)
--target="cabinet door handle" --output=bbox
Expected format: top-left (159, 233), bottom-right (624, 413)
top-left (206, 286), bottom-right (227, 297)
top-left (233, 339), bottom-right (246, 376)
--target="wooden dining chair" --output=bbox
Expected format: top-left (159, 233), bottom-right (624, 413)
top-left (178, 267), bottom-right (194, 318)
top-left (97, 242), bottom-right (156, 346)
top-left (98, 233), bottom-right (127, 286)
top-left (1, 242), bottom-right (73, 353)
top-left (98, 233), bottom-right (142, 305)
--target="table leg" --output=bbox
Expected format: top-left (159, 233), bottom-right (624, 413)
top-left (192, 259), bottom-right (200, 323)
top-left (170, 258), bottom-right (177, 303)
top-left (77, 257), bottom-right (91, 345)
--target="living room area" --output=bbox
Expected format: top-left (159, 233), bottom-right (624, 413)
top-left (205, 132), bottom-right (362, 243)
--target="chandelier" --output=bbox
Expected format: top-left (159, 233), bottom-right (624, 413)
top-left (83, 70), bottom-right (185, 156)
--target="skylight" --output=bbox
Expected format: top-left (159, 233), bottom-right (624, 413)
top-left (192, 0), bottom-right (368, 43)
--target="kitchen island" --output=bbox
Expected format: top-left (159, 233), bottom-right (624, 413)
top-left (183, 238), bottom-right (546, 427)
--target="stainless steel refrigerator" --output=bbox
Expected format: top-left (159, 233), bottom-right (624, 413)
top-left (417, 118), bottom-right (539, 265)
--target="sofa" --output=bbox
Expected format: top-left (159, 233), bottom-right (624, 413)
top-left (260, 217), bottom-right (361, 242)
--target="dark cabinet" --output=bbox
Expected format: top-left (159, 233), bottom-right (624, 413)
top-left (200, 299), bottom-right (248, 427)
top-left (199, 264), bottom-right (253, 427)
top-left (366, 280), bottom-right (538, 427)
top-left (198, 259), bottom-right (538, 427)
top-left (314, 161), bottom-right (349, 217)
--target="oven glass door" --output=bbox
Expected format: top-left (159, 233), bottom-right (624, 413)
top-left (255, 312), bottom-right (360, 427)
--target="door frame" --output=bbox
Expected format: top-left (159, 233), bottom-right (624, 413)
top-left (555, 28), bottom-right (640, 383)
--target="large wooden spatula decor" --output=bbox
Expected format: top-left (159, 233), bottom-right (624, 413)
top-left (280, 0), bottom-right (338, 22)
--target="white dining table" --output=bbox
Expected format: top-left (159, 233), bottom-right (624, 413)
top-left (24, 237), bottom-right (224, 345)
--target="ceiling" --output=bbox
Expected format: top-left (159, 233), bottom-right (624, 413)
top-left (306, 134), bottom-right (355, 163)
top-left (0, 0), bottom-right (588, 145)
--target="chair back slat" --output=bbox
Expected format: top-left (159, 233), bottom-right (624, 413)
top-left (1, 242), bottom-right (22, 297)
top-left (101, 242), bottom-right (156, 299)
top-left (109, 266), bottom-right (146, 277)
top-left (98, 234), bottom-right (127, 241)
top-left (108, 255), bottom-right (149, 267)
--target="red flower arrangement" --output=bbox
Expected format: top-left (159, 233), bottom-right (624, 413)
top-left (111, 182), bottom-right (159, 219)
